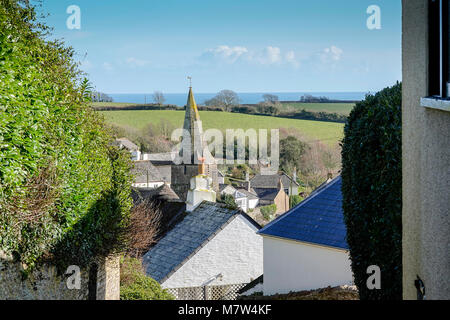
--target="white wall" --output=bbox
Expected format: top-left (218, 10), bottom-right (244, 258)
top-left (248, 198), bottom-right (259, 209)
top-left (162, 215), bottom-right (263, 289)
top-left (132, 182), bottom-right (164, 189)
top-left (131, 150), bottom-right (141, 161)
top-left (263, 236), bottom-right (353, 295)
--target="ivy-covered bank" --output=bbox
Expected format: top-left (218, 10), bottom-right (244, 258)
top-left (0, 0), bottom-right (132, 271)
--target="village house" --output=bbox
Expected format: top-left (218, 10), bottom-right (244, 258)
top-left (113, 137), bottom-right (141, 161)
top-left (131, 160), bottom-right (166, 189)
top-left (253, 178), bottom-right (289, 215)
top-left (257, 176), bottom-right (353, 295)
top-left (142, 152), bottom-right (174, 184)
top-left (142, 163), bottom-right (263, 300)
top-left (219, 182), bottom-right (259, 213)
top-left (250, 171), bottom-right (299, 197)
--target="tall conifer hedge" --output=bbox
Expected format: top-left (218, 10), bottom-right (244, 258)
top-left (341, 83), bottom-right (402, 300)
top-left (0, 0), bottom-right (132, 271)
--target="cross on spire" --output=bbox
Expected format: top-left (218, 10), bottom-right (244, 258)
top-left (187, 76), bottom-right (192, 88)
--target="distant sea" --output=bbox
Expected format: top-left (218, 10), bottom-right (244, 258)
top-left (108, 92), bottom-right (367, 107)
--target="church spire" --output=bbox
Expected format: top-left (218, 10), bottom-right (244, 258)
top-left (181, 84), bottom-right (204, 163)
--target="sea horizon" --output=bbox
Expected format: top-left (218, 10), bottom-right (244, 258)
top-left (108, 91), bottom-right (368, 107)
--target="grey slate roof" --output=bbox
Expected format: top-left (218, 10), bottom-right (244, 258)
top-left (236, 188), bottom-right (259, 200)
top-left (132, 161), bottom-right (164, 184)
top-left (114, 138), bottom-right (139, 151)
top-left (143, 201), bottom-right (260, 283)
top-left (250, 172), bottom-right (299, 189)
top-left (253, 188), bottom-right (280, 201)
top-left (258, 176), bottom-right (348, 250)
top-left (145, 152), bottom-right (175, 165)
top-left (132, 184), bottom-right (180, 202)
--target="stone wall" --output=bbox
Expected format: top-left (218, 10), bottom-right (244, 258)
top-left (0, 252), bottom-right (120, 300)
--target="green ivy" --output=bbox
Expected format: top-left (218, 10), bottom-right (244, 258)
top-left (0, 0), bottom-right (132, 271)
top-left (341, 82), bottom-right (402, 300)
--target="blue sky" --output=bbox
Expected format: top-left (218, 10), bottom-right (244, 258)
top-left (41, 0), bottom-right (401, 94)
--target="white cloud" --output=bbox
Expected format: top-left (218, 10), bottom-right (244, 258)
top-left (102, 62), bottom-right (114, 71)
top-left (254, 46), bottom-right (282, 65)
top-left (201, 45), bottom-right (249, 64)
top-left (285, 50), bottom-right (300, 68)
top-left (319, 45), bottom-right (343, 63)
top-left (201, 45), bottom-right (299, 67)
top-left (125, 57), bottom-right (150, 68)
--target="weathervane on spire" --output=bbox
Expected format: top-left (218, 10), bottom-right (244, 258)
top-left (187, 76), bottom-right (192, 88)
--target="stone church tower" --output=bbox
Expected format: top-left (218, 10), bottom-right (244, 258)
top-left (171, 86), bottom-right (218, 200)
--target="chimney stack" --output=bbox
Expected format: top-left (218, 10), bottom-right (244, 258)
top-left (186, 158), bottom-right (216, 212)
top-left (245, 170), bottom-right (250, 191)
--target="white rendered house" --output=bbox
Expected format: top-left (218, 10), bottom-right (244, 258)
top-left (143, 164), bottom-right (263, 293)
top-left (258, 176), bottom-right (354, 295)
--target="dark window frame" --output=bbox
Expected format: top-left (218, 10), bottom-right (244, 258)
top-left (429, 0), bottom-right (450, 98)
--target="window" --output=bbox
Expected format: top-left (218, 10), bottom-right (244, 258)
top-left (422, 0), bottom-right (450, 111)
top-left (429, 0), bottom-right (450, 97)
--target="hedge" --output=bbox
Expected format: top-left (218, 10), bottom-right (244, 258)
top-left (120, 256), bottom-right (174, 300)
top-left (0, 0), bottom-right (132, 271)
top-left (341, 82), bottom-right (402, 300)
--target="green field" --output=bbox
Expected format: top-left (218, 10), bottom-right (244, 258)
top-left (280, 102), bottom-right (355, 115)
top-left (91, 102), bottom-right (144, 108)
top-left (100, 110), bottom-right (344, 145)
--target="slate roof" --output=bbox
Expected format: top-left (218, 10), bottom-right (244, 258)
top-left (253, 188), bottom-right (280, 201)
top-left (250, 172), bottom-right (299, 189)
top-left (219, 184), bottom-right (236, 193)
top-left (144, 152), bottom-right (175, 165)
top-left (132, 184), bottom-right (180, 202)
top-left (132, 161), bottom-right (164, 184)
top-left (114, 138), bottom-right (139, 151)
top-left (236, 188), bottom-right (259, 200)
top-left (142, 201), bottom-right (260, 283)
top-left (258, 176), bottom-right (348, 250)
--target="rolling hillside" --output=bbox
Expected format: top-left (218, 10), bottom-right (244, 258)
top-left (100, 110), bottom-right (344, 145)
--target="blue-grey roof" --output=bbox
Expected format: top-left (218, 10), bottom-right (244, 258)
top-left (258, 176), bottom-right (348, 250)
top-left (142, 202), bottom-right (247, 282)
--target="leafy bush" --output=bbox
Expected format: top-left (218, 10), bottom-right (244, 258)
top-left (0, 0), bottom-right (132, 271)
top-left (260, 204), bottom-right (277, 220)
top-left (217, 194), bottom-right (238, 210)
top-left (280, 136), bottom-right (307, 175)
top-left (120, 256), bottom-right (174, 300)
top-left (289, 195), bottom-right (304, 208)
top-left (341, 82), bottom-right (402, 300)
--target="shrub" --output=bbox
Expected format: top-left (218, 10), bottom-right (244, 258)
top-left (341, 82), bottom-right (402, 300)
top-left (120, 256), bottom-right (174, 300)
top-left (289, 195), bottom-right (304, 208)
top-left (0, 0), bottom-right (132, 271)
top-left (217, 194), bottom-right (238, 210)
top-left (260, 204), bottom-right (277, 220)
